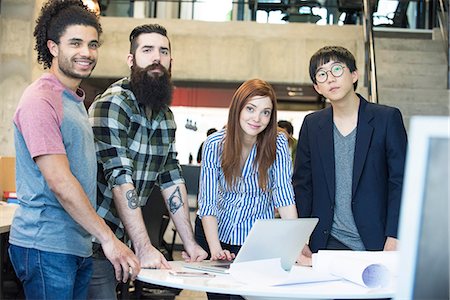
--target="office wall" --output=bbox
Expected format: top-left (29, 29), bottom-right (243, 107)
top-left (94, 17), bottom-right (365, 84)
top-left (0, 0), bottom-right (365, 156)
top-left (0, 0), bottom-right (37, 157)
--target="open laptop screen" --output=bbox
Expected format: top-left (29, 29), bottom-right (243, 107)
top-left (184, 218), bottom-right (318, 273)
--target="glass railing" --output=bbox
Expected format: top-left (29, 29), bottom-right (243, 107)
top-left (90, 0), bottom-right (445, 30)
top-left (362, 0), bottom-right (378, 103)
top-left (436, 0), bottom-right (449, 88)
top-left (89, 0), bottom-right (448, 88)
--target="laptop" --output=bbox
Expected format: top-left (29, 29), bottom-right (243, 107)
top-left (184, 218), bottom-right (319, 274)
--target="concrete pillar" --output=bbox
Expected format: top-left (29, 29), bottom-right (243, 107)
top-left (0, 0), bottom-right (40, 156)
top-left (133, 1), bottom-right (148, 18)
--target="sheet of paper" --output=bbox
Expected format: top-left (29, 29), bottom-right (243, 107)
top-left (312, 250), bottom-right (398, 288)
top-left (229, 258), bottom-right (339, 286)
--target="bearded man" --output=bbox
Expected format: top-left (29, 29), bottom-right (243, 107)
top-left (88, 24), bottom-right (207, 299)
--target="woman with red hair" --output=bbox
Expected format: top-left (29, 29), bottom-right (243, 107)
top-left (195, 78), bottom-right (298, 263)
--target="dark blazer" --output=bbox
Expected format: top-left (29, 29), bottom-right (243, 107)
top-left (293, 95), bottom-right (407, 252)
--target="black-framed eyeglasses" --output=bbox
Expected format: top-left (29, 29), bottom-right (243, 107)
top-left (315, 64), bottom-right (346, 83)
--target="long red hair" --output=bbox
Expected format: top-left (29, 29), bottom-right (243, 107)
top-left (222, 79), bottom-right (278, 190)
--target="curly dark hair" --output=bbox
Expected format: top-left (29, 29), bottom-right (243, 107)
top-left (34, 0), bottom-right (102, 69)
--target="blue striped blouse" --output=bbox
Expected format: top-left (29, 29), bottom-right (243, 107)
top-left (197, 129), bottom-right (295, 245)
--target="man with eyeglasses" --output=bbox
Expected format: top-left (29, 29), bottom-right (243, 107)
top-left (293, 46), bottom-right (408, 265)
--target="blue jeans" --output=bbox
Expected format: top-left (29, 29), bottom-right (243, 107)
top-left (8, 244), bottom-right (92, 300)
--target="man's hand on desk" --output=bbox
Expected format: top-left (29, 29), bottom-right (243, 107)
top-left (296, 244), bottom-right (313, 267)
top-left (383, 236), bottom-right (398, 251)
top-left (101, 236), bottom-right (140, 282)
top-left (137, 244), bottom-right (171, 269)
top-left (181, 243), bottom-right (209, 262)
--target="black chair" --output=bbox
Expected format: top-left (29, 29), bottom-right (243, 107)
top-left (143, 187), bottom-right (177, 260)
top-left (180, 165), bottom-right (200, 196)
top-left (1, 233), bottom-right (23, 299)
top-left (181, 165), bottom-right (201, 211)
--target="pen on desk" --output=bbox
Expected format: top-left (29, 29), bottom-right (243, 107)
top-left (169, 271), bottom-right (215, 278)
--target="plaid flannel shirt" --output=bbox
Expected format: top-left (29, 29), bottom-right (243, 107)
top-left (89, 77), bottom-right (184, 239)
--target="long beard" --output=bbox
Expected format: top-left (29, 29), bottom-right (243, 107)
top-left (130, 63), bottom-right (173, 112)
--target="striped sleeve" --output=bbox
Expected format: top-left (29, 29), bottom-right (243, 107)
top-left (197, 132), bottom-right (224, 217)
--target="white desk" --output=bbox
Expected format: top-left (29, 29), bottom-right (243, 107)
top-left (0, 203), bottom-right (17, 234)
top-left (0, 203), bottom-right (18, 298)
top-left (137, 261), bottom-right (395, 300)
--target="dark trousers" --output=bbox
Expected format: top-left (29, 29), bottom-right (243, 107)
top-left (325, 235), bottom-right (352, 250)
top-left (194, 216), bottom-right (241, 258)
top-left (194, 216), bottom-right (244, 300)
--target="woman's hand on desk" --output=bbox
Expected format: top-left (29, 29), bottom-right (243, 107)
top-left (210, 247), bottom-right (235, 261)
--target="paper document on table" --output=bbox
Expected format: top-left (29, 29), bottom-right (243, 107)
top-left (229, 258), bottom-right (339, 286)
top-left (312, 250), bottom-right (398, 288)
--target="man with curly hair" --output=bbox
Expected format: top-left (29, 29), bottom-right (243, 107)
top-left (9, 1), bottom-right (140, 298)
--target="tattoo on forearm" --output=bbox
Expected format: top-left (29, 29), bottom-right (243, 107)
top-left (127, 189), bottom-right (139, 209)
top-left (167, 186), bottom-right (183, 214)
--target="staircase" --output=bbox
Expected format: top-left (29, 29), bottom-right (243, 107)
top-left (374, 35), bottom-right (449, 129)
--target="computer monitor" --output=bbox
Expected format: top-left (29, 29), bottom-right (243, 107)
top-left (395, 116), bottom-right (449, 299)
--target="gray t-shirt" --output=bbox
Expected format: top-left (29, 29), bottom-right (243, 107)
top-left (10, 74), bottom-right (97, 257)
top-left (330, 124), bottom-right (365, 251)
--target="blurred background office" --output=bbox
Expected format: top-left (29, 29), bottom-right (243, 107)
top-left (1, 0), bottom-right (448, 163)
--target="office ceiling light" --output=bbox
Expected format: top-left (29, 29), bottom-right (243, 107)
top-left (82, 0), bottom-right (100, 15)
